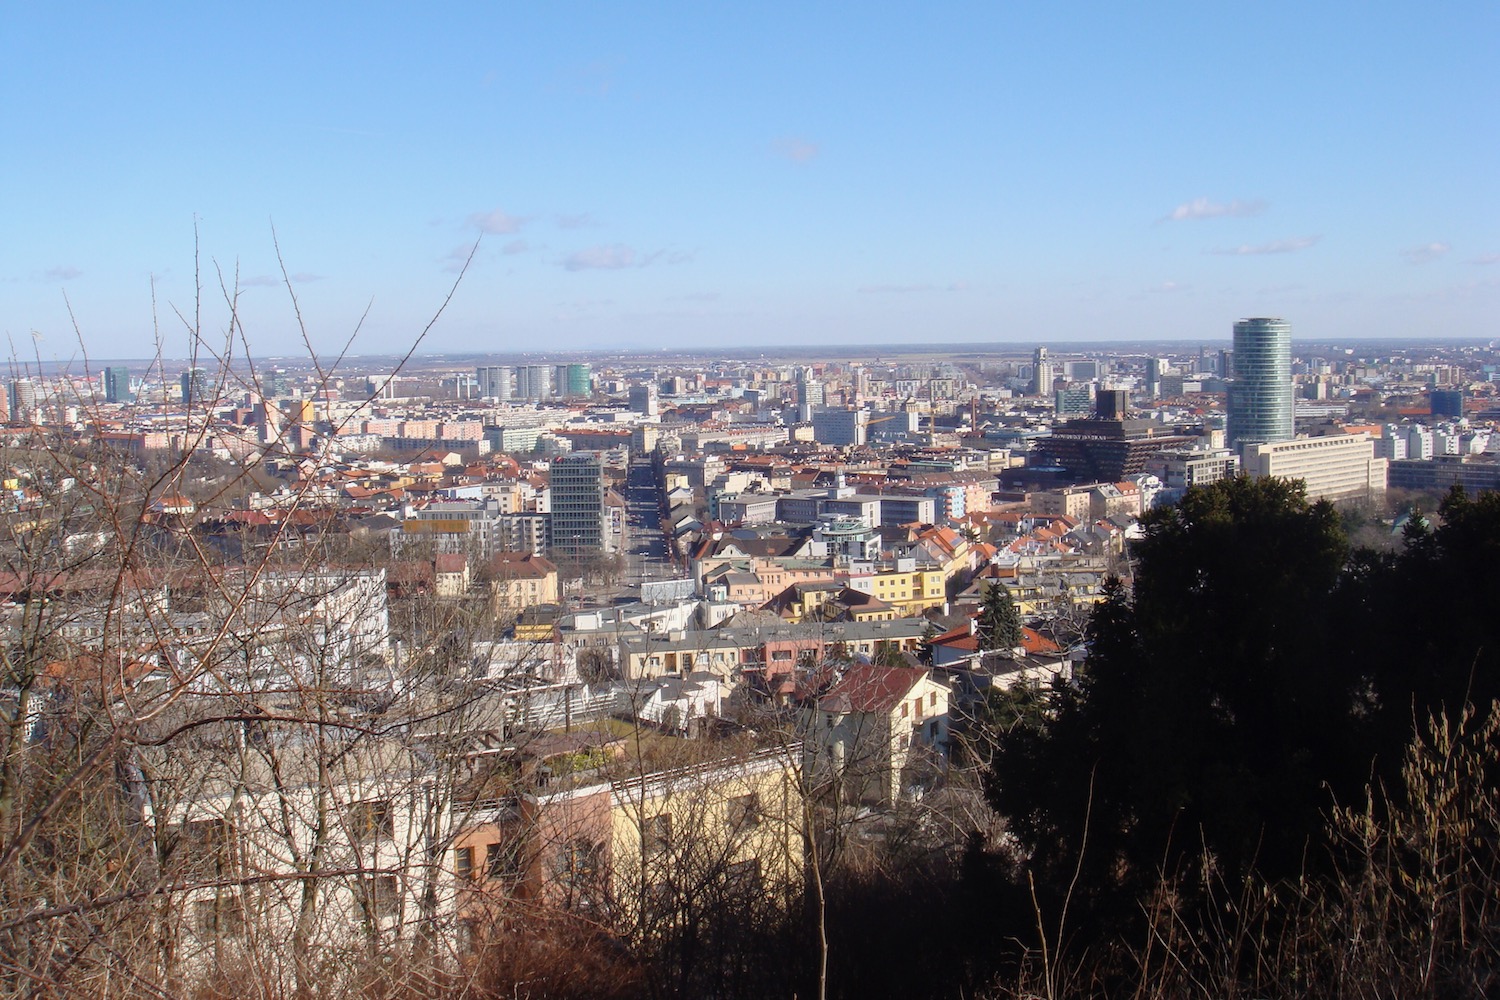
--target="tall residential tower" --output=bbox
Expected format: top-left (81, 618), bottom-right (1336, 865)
top-left (1227, 317), bottom-right (1293, 452)
top-left (1031, 347), bottom-right (1054, 397)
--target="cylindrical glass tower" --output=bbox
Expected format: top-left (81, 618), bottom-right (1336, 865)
top-left (1228, 317), bottom-right (1293, 450)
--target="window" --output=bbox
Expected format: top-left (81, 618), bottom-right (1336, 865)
top-left (366, 875), bottom-right (400, 918)
top-left (725, 858), bottom-right (762, 898)
top-left (726, 793), bottom-right (761, 832)
top-left (643, 813), bottom-right (672, 860)
top-left (554, 838), bottom-right (604, 887)
top-left (644, 882), bottom-right (675, 925)
top-left (929, 692), bottom-right (937, 707)
top-left (487, 840), bottom-right (523, 882)
top-left (553, 838), bottom-right (604, 910)
top-left (454, 845), bottom-right (475, 880)
top-left (347, 799), bottom-right (393, 845)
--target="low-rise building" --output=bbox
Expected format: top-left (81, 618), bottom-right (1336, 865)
top-left (804, 664), bottom-right (950, 805)
top-left (1240, 433), bottom-right (1387, 502)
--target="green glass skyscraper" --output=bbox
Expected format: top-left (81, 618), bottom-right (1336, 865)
top-left (1227, 317), bottom-right (1293, 451)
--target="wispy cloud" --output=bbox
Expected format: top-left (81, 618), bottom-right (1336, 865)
top-left (774, 136), bottom-right (821, 164)
top-left (680, 292), bottom-right (721, 302)
top-left (1147, 280), bottom-right (1188, 293)
top-left (556, 213), bottom-right (596, 230)
top-left (1402, 242), bottom-right (1450, 264)
top-left (468, 208), bottom-right (527, 234)
top-left (502, 239), bottom-right (532, 255)
top-left (443, 244), bottom-right (480, 274)
top-left (44, 265), bottom-right (81, 281)
top-left (1163, 197), bottom-right (1266, 222)
top-left (1209, 235), bottom-right (1321, 256)
top-left (563, 244), bottom-right (668, 271)
top-left (1474, 252), bottom-right (1500, 266)
top-left (857, 281), bottom-right (969, 294)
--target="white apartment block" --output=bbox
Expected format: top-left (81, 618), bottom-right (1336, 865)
top-left (134, 735), bottom-right (455, 984)
top-left (1241, 434), bottom-right (1388, 502)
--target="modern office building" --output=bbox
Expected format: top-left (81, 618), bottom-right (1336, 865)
top-left (1054, 383), bottom-right (1096, 419)
top-left (628, 382), bottom-right (659, 416)
top-left (180, 368), bottom-right (211, 408)
top-left (811, 407), bottom-right (869, 447)
top-left (1032, 414), bottom-right (1196, 482)
top-left (1063, 359), bottom-right (1099, 381)
top-left (8, 380), bottom-right (37, 423)
top-left (1145, 357), bottom-right (1164, 398)
top-left (1240, 434), bottom-right (1387, 502)
top-left (1227, 317), bottom-right (1293, 452)
top-left (104, 366), bottom-right (133, 404)
top-left (557, 363), bottom-right (592, 399)
top-left (514, 365), bottom-right (553, 402)
top-left (549, 452), bottom-right (606, 559)
top-left (476, 365), bottom-right (514, 401)
top-left (1430, 389), bottom-right (1464, 419)
top-left (795, 368), bottom-right (825, 422)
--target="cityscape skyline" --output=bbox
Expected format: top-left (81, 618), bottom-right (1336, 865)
top-left (4, 4), bottom-right (1497, 360)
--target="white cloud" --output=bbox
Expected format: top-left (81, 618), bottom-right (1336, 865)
top-left (774, 136), bottom-right (821, 164)
top-left (1147, 280), bottom-right (1188, 293)
top-left (44, 265), bottom-right (81, 281)
top-left (561, 245), bottom-right (691, 271)
top-left (443, 243), bottom-right (481, 274)
top-left (502, 240), bottom-right (531, 255)
top-left (563, 244), bottom-right (651, 271)
top-left (1474, 252), bottom-right (1500, 266)
top-left (556, 213), bottom-right (596, 229)
top-left (1402, 242), bottom-right (1450, 264)
top-left (1163, 197), bottom-right (1266, 222)
top-left (1209, 235), bottom-right (1321, 256)
top-left (468, 208), bottom-right (526, 234)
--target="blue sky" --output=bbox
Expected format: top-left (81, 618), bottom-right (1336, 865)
top-left (3, 3), bottom-right (1496, 360)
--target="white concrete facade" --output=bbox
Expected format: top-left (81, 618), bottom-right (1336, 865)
top-left (1241, 433), bottom-right (1388, 502)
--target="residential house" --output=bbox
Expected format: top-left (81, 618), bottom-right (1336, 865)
top-left (804, 663), bottom-right (950, 805)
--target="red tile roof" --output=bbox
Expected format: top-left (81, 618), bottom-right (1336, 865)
top-left (820, 664), bottom-right (928, 714)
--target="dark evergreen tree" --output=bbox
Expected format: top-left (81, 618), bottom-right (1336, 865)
top-left (978, 582), bottom-right (1022, 652)
top-left (988, 476), bottom-right (1369, 901)
top-left (916, 620), bottom-right (939, 665)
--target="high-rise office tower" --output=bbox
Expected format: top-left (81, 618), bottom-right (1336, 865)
top-left (795, 367), bottom-right (824, 422)
top-left (515, 365), bottom-right (553, 402)
top-left (476, 365), bottom-right (514, 401)
top-left (549, 452), bottom-right (605, 558)
top-left (104, 366), bottom-right (133, 403)
top-left (8, 380), bottom-right (36, 423)
top-left (1145, 357), bottom-right (1165, 398)
top-left (628, 382), bottom-right (659, 416)
top-left (557, 363), bottom-right (592, 398)
top-left (1031, 347), bottom-right (1054, 397)
top-left (180, 368), bottom-right (211, 408)
top-left (1227, 317), bottom-right (1294, 451)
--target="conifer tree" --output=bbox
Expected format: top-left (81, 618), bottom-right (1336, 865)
top-left (978, 582), bottom-right (1022, 652)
